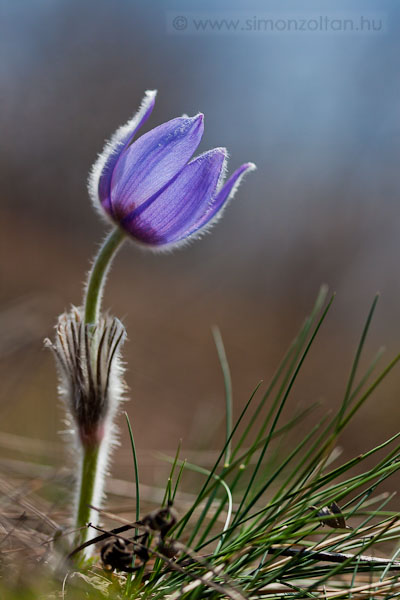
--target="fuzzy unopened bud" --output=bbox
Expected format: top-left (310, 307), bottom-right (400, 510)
top-left (45, 307), bottom-right (127, 543)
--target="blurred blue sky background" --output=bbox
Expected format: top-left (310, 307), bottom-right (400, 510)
top-left (1, 0), bottom-right (400, 470)
top-left (2, 1), bottom-right (400, 283)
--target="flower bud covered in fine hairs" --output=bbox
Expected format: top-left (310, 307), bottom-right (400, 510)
top-left (45, 307), bottom-right (126, 548)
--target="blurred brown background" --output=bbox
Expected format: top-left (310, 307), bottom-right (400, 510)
top-left (1, 0), bottom-right (400, 497)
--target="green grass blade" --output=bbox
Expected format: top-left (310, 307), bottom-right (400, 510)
top-left (124, 412), bottom-right (140, 522)
top-left (336, 294), bottom-right (379, 427)
top-left (212, 326), bottom-right (233, 467)
top-left (124, 412), bottom-right (140, 596)
top-left (231, 293), bottom-right (334, 528)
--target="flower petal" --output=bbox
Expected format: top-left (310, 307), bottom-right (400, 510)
top-left (178, 162), bottom-right (256, 242)
top-left (110, 114), bottom-right (204, 218)
top-left (120, 148), bottom-right (226, 245)
top-left (88, 90), bottom-right (157, 216)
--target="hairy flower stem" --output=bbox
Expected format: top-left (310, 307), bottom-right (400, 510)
top-left (72, 227), bottom-right (125, 549)
top-left (84, 227), bottom-right (125, 326)
top-left (74, 445), bottom-right (99, 548)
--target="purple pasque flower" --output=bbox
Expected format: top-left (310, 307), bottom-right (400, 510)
top-left (89, 90), bottom-right (255, 249)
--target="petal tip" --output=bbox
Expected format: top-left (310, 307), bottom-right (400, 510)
top-left (143, 89), bottom-right (157, 105)
top-left (141, 89), bottom-right (157, 111)
top-left (192, 113), bottom-right (204, 127)
top-left (206, 147), bottom-right (227, 161)
top-left (185, 112), bottom-right (204, 138)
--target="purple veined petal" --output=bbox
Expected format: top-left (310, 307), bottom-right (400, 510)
top-left (88, 90), bottom-right (157, 216)
top-left (175, 161), bottom-right (257, 244)
top-left (120, 148), bottom-right (226, 245)
top-left (110, 114), bottom-right (204, 219)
